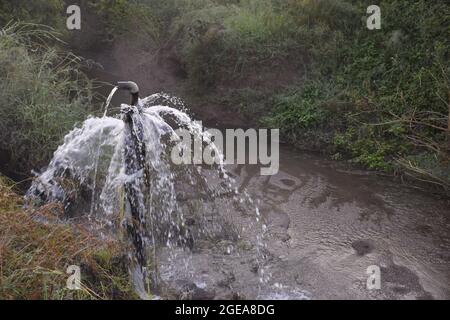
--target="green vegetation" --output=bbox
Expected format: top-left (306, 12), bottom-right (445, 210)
top-left (0, 175), bottom-right (137, 299)
top-left (262, 82), bottom-right (344, 152)
top-left (0, 1), bottom-right (448, 186)
top-left (0, 1), bottom-right (160, 49)
top-left (141, 0), bottom-right (450, 191)
top-left (80, 0), bottom-right (161, 47)
top-left (0, 0), bottom-right (65, 31)
top-left (0, 23), bottom-right (95, 177)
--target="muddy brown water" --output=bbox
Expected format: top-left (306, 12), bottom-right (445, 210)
top-left (159, 147), bottom-right (449, 300)
top-left (81, 57), bottom-right (449, 299)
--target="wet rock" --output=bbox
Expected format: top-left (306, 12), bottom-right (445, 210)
top-left (351, 239), bottom-right (375, 256)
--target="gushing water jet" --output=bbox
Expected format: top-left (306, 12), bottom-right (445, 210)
top-left (26, 82), bottom-right (268, 299)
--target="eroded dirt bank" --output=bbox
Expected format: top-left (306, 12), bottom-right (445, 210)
top-left (77, 34), bottom-right (286, 129)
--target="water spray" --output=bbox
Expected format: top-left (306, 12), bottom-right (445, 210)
top-left (26, 84), bottom-right (268, 299)
top-left (117, 81), bottom-right (157, 296)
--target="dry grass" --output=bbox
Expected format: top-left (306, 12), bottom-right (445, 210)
top-left (0, 176), bottom-right (137, 300)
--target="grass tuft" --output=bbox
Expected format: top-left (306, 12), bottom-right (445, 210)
top-left (0, 23), bottom-right (95, 177)
top-left (0, 175), bottom-right (137, 300)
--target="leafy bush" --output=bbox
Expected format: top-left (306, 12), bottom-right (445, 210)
top-left (263, 81), bottom-right (348, 150)
top-left (0, 0), bottom-right (65, 31)
top-left (262, 0), bottom-right (449, 189)
top-left (285, 0), bottom-right (361, 32)
top-left (332, 0), bottom-right (449, 183)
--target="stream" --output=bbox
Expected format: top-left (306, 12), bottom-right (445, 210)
top-left (175, 147), bottom-right (449, 299)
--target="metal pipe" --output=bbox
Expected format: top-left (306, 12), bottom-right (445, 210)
top-left (117, 81), bottom-right (139, 106)
top-left (118, 81), bottom-right (156, 292)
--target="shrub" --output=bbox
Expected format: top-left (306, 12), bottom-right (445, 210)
top-left (332, 0), bottom-right (449, 181)
top-left (263, 0), bottom-right (449, 189)
top-left (262, 81), bottom-right (347, 150)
